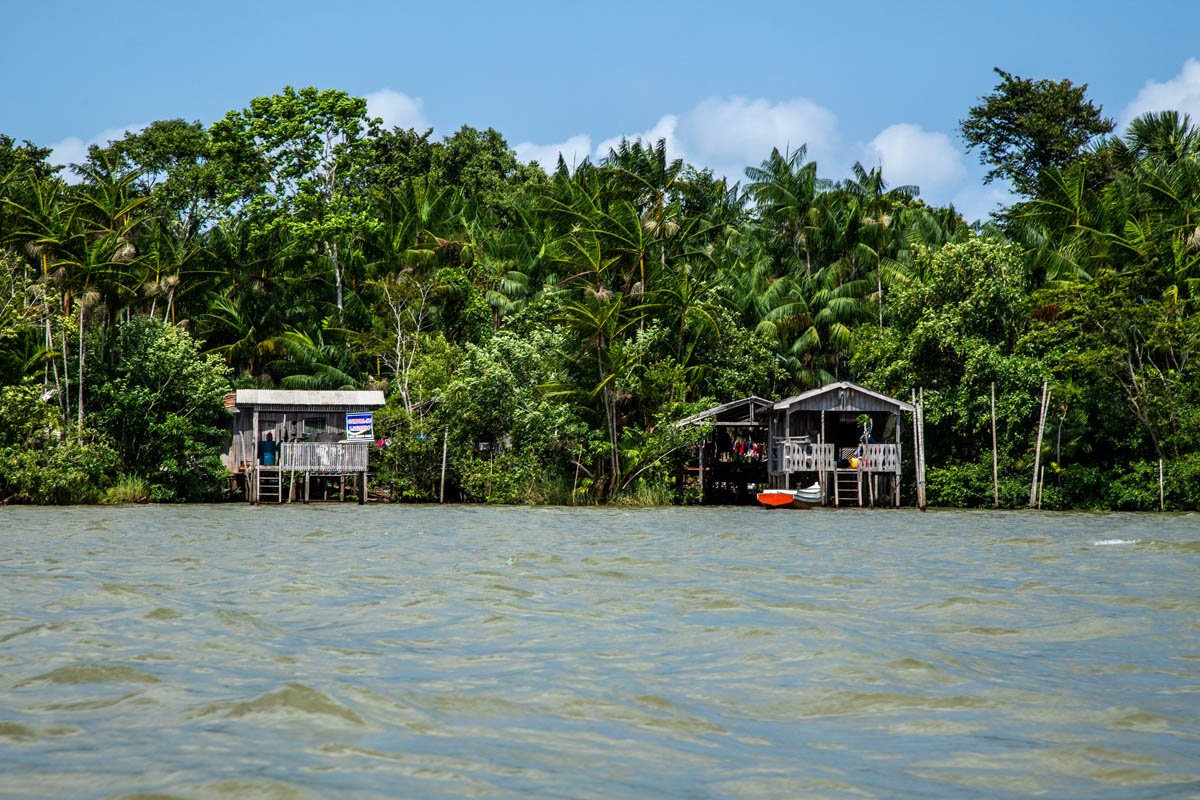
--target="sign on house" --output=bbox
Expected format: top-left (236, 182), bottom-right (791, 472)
top-left (345, 412), bottom-right (374, 441)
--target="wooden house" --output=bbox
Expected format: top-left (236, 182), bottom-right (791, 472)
top-left (677, 383), bottom-right (914, 507)
top-left (675, 397), bottom-right (772, 503)
top-left (769, 381), bottom-right (913, 506)
top-left (224, 389), bottom-right (386, 504)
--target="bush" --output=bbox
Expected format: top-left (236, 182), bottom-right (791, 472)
top-left (0, 432), bottom-right (119, 504)
top-left (458, 451), bottom-right (565, 504)
top-left (86, 317), bottom-right (231, 501)
top-left (0, 381), bottom-right (120, 504)
top-left (100, 475), bottom-right (151, 504)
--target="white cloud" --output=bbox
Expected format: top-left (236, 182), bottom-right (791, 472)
top-left (951, 181), bottom-right (1016, 225)
top-left (595, 114), bottom-right (681, 162)
top-left (1120, 59), bottom-right (1200, 130)
top-left (680, 96), bottom-right (842, 181)
top-left (514, 134), bottom-right (593, 171)
top-left (49, 123), bottom-right (147, 182)
top-left (490, 93), bottom-right (1000, 216)
top-left (581, 96), bottom-right (843, 185)
top-left (865, 123), bottom-right (966, 193)
top-left (365, 89), bottom-right (430, 131)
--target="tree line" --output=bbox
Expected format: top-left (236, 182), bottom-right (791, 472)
top-left (1, 72), bottom-right (1196, 508)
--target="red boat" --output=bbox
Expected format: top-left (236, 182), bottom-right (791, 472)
top-left (757, 483), bottom-right (822, 509)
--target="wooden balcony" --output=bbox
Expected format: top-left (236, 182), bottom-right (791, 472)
top-left (770, 439), bottom-right (899, 474)
top-left (280, 441), bottom-right (369, 473)
top-left (770, 440), bottom-right (835, 474)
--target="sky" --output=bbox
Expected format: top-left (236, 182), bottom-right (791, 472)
top-left (3, 0), bottom-right (1199, 222)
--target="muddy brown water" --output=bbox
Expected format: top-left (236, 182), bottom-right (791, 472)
top-left (1, 505), bottom-right (1198, 798)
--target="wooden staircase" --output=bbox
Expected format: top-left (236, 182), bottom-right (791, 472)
top-left (833, 469), bottom-right (861, 507)
top-left (254, 467), bottom-right (284, 504)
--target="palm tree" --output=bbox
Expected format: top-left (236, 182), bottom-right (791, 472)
top-left (744, 145), bottom-right (828, 276)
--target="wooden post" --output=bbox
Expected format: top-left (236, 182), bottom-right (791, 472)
top-left (818, 409), bottom-right (825, 494)
top-left (894, 411), bottom-right (902, 507)
top-left (699, 441), bottom-right (706, 503)
top-left (439, 426), bottom-right (449, 504)
top-left (1029, 382), bottom-right (1049, 509)
top-left (573, 455), bottom-right (581, 504)
top-left (1159, 458), bottom-right (1165, 511)
top-left (916, 388), bottom-right (927, 511)
top-left (1038, 465), bottom-right (1045, 509)
top-left (991, 382), bottom-right (999, 508)
top-left (784, 411), bottom-right (793, 490)
top-left (304, 471), bottom-right (310, 504)
top-left (360, 469), bottom-right (367, 505)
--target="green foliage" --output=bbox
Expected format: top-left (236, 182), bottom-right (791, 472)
top-left (924, 460), bottom-right (1028, 508)
top-left (0, 382), bottom-right (119, 503)
top-left (86, 317), bottom-right (231, 501)
top-left (100, 474), bottom-right (151, 504)
top-left (458, 451), bottom-right (569, 505)
top-left (2, 77), bottom-right (1198, 509)
top-left (960, 68), bottom-right (1115, 195)
top-left (0, 431), bottom-right (119, 504)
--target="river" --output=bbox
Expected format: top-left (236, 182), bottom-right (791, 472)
top-left (1, 505), bottom-right (1198, 798)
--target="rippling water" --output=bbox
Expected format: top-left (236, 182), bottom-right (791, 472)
top-left (1, 505), bottom-right (1198, 798)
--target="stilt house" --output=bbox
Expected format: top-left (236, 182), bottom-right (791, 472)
top-left (678, 382), bottom-right (914, 507)
top-left (224, 389), bottom-right (386, 504)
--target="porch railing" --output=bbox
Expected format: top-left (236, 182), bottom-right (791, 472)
top-left (771, 440), bottom-right (836, 474)
top-left (280, 441), bottom-right (369, 472)
top-left (858, 443), bottom-right (900, 473)
top-left (770, 440), bottom-right (899, 474)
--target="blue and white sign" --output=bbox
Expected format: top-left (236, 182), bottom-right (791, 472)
top-left (345, 412), bottom-right (374, 441)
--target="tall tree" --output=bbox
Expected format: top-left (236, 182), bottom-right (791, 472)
top-left (209, 86), bottom-right (379, 313)
top-left (960, 68), bottom-right (1114, 195)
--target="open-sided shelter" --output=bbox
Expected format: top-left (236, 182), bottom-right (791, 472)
top-left (675, 397), bottom-right (773, 503)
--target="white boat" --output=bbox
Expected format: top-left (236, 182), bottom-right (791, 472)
top-left (757, 482), bottom-right (823, 509)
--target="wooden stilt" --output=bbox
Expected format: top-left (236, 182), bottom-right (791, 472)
top-left (894, 411), bottom-right (902, 507)
top-left (991, 382), bottom-right (999, 508)
top-left (916, 388), bottom-right (927, 511)
top-left (440, 426), bottom-right (449, 503)
top-left (1159, 458), bottom-right (1165, 511)
top-left (1030, 382), bottom-right (1049, 509)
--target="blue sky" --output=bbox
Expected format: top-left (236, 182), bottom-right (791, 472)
top-left (3, 0), bottom-right (1198, 221)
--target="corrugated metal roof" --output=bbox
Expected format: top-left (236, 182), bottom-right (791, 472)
top-left (233, 390), bottom-right (386, 409)
top-left (773, 381), bottom-right (914, 412)
top-left (676, 396), bottom-right (773, 427)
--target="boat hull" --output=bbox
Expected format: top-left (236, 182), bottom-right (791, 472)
top-left (757, 484), bottom-right (822, 509)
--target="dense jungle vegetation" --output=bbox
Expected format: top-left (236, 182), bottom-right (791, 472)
top-left (1, 72), bottom-right (1197, 508)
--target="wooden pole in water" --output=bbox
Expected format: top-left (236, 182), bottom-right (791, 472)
top-left (1029, 382), bottom-right (1049, 509)
top-left (920, 388), bottom-right (928, 511)
top-left (439, 426), bottom-right (449, 504)
top-left (911, 390), bottom-right (920, 510)
top-left (915, 388), bottom-right (927, 511)
top-left (1159, 458), bottom-right (1165, 511)
top-left (572, 448), bottom-right (581, 505)
top-left (1038, 465), bottom-right (1045, 509)
top-left (991, 382), bottom-right (999, 508)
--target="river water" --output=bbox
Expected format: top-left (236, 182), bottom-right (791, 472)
top-left (0, 505), bottom-right (1198, 799)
